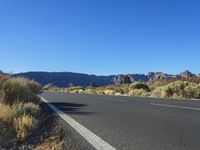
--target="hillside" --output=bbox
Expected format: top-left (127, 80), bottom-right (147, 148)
top-left (14, 72), bottom-right (115, 87)
top-left (13, 70), bottom-right (198, 88)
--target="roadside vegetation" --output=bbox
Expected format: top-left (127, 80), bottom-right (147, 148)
top-left (46, 76), bottom-right (200, 100)
top-left (0, 73), bottom-right (63, 149)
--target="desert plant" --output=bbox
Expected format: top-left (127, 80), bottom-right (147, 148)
top-left (151, 86), bottom-right (171, 98)
top-left (14, 115), bottom-right (38, 140)
top-left (84, 88), bottom-right (96, 94)
top-left (0, 104), bottom-right (13, 121)
top-left (129, 82), bottom-right (151, 92)
top-left (2, 77), bottom-right (40, 105)
top-left (13, 102), bottom-right (41, 118)
top-left (27, 80), bottom-right (42, 94)
top-left (128, 89), bottom-right (150, 97)
top-left (34, 136), bottom-right (63, 150)
top-left (103, 89), bottom-right (115, 95)
top-left (67, 86), bottom-right (84, 92)
top-left (151, 81), bottom-right (200, 99)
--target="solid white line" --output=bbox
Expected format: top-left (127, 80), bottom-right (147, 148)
top-left (39, 96), bottom-right (116, 150)
top-left (150, 103), bottom-right (200, 111)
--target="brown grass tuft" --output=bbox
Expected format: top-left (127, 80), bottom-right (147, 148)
top-left (14, 115), bottom-right (38, 140)
top-left (0, 104), bottom-right (13, 121)
top-left (34, 136), bottom-right (63, 150)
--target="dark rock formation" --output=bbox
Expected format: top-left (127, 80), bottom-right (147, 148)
top-left (179, 70), bottom-right (195, 78)
top-left (114, 74), bottom-right (134, 84)
top-left (148, 72), bottom-right (175, 80)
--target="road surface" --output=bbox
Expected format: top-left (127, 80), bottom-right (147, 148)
top-left (41, 92), bottom-right (200, 150)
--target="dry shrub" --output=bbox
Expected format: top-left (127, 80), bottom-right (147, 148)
top-left (128, 89), bottom-right (150, 97)
top-left (0, 90), bottom-right (5, 103)
top-left (2, 77), bottom-right (40, 105)
top-left (67, 86), bottom-right (84, 92)
top-left (0, 104), bottom-right (13, 121)
top-left (13, 102), bottom-right (41, 118)
top-left (0, 73), bottom-right (10, 87)
top-left (2, 78), bottom-right (32, 105)
top-left (103, 89), bottom-right (115, 95)
top-left (27, 80), bottom-right (42, 94)
top-left (96, 90), bottom-right (104, 95)
top-left (84, 88), bottom-right (96, 94)
top-left (151, 81), bottom-right (200, 99)
top-left (78, 89), bottom-right (84, 94)
top-left (114, 92), bottom-right (122, 96)
top-left (129, 82), bottom-right (150, 92)
top-left (14, 115), bottom-right (38, 140)
top-left (34, 136), bottom-right (63, 150)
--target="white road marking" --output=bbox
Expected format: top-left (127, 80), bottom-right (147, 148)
top-left (100, 98), bottom-right (128, 102)
top-left (150, 103), bottom-right (200, 111)
top-left (39, 96), bottom-right (116, 150)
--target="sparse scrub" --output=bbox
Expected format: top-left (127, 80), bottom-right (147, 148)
top-left (2, 77), bottom-right (33, 105)
top-left (27, 80), bottom-right (42, 94)
top-left (34, 136), bottom-right (63, 150)
top-left (2, 77), bottom-right (40, 105)
top-left (128, 89), bottom-right (150, 97)
top-left (14, 115), bottom-right (38, 140)
top-left (0, 104), bottom-right (13, 121)
top-left (68, 86), bottom-right (84, 91)
top-left (151, 81), bottom-right (200, 99)
top-left (0, 73), bottom-right (10, 87)
top-left (129, 82), bottom-right (151, 92)
top-left (0, 74), bottom-right (65, 149)
top-left (13, 102), bottom-right (41, 118)
top-left (84, 88), bottom-right (96, 94)
top-left (103, 89), bottom-right (115, 95)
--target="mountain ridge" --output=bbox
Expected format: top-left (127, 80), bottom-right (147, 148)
top-left (13, 70), bottom-right (198, 87)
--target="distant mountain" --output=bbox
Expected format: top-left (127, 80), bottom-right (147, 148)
top-left (14, 72), bottom-right (115, 87)
top-left (13, 71), bottom-right (198, 87)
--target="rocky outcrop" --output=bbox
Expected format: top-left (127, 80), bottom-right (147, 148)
top-left (179, 70), bottom-right (195, 78)
top-left (14, 70), bottom-right (197, 87)
top-left (43, 83), bottom-right (55, 90)
top-left (114, 74), bottom-right (134, 84)
top-left (148, 72), bottom-right (174, 80)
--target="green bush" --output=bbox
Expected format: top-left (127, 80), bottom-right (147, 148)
top-left (151, 86), bottom-right (172, 98)
top-left (129, 82), bottom-right (151, 92)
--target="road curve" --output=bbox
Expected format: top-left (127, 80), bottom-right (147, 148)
top-left (41, 92), bottom-right (200, 150)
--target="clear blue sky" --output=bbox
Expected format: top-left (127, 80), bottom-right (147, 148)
top-left (0, 0), bottom-right (199, 75)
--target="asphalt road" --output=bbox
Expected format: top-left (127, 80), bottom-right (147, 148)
top-left (41, 92), bottom-right (200, 150)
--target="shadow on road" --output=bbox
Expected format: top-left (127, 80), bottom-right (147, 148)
top-left (50, 102), bottom-right (94, 115)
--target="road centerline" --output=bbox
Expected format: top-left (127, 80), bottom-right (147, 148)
top-left (98, 97), bottom-right (128, 102)
top-left (150, 103), bottom-right (200, 111)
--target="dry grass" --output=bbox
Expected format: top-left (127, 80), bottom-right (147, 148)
top-left (13, 102), bottom-right (41, 118)
top-left (27, 80), bottom-right (42, 94)
top-left (14, 115), bottom-right (38, 140)
top-left (2, 77), bottom-right (41, 105)
top-left (0, 104), bottom-right (13, 121)
top-left (34, 136), bottom-right (63, 150)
